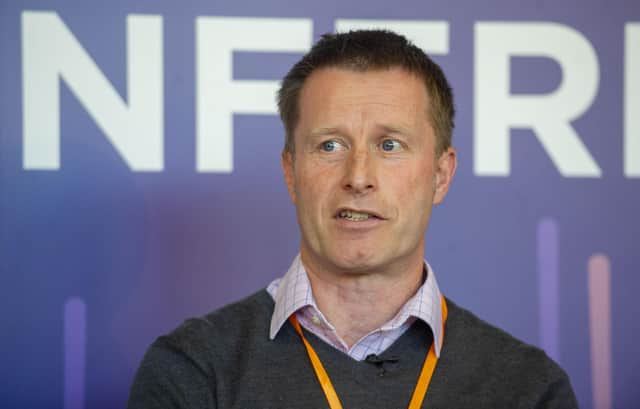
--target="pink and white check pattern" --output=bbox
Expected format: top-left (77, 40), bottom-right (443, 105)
top-left (267, 254), bottom-right (444, 361)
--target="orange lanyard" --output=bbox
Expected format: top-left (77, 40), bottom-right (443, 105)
top-left (289, 296), bottom-right (448, 409)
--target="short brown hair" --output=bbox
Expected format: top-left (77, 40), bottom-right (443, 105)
top-left (277, 29), bottom-right (455, 156)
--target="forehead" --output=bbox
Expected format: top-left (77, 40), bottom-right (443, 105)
top-left (295, 67), bottom-right (431, 133)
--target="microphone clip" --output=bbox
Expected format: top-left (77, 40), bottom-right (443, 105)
top-left (365, 354), bottom-right (399, 377)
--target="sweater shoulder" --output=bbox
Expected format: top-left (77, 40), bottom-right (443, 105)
top-left (201, 288), bottom-right (274, 334)
top-left (443, 297), bottom-right (571, 384)
top-left (427, 299), bottom-right (578, 408)
top-left (155, 289), bottom-right (274, 364)
top-left (445, 298), bottom-right (553, 363)
top-left (445, 298), bottom-right (530, 347)
top-left (128, 290), bottom-right (275, 408)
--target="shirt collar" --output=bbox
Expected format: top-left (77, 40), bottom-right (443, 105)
top-left (268, 255), bottom-right (317, 339)
top-left (267, 254), bottom-right (445, 357)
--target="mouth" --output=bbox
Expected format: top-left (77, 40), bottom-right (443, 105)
top-left (335, 208), bottom-right (384, 222)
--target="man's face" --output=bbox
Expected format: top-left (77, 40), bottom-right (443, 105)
top-left (282, 67), bottom-right (456, 276)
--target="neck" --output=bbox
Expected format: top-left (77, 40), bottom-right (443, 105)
top-left (301, 252), bottom-right (424, 348)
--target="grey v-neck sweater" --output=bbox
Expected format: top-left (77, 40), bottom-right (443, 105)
top-left (128, 290), bottom-right (578, 408)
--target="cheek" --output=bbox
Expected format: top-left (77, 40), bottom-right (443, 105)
top-left (295, 165), bottom-right (335, 210)
top-left (403, 166), bottom-right (436, 211)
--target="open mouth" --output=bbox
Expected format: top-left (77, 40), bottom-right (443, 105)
top-left (337, 209), bottom-right (382, 221)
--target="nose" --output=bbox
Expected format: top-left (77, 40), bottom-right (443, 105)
top-left (342, 148), bottom-right (377, 195)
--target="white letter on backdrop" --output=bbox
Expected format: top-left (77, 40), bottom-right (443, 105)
top-left (474, 22), bottom-right (601, 177)
top-left (21, 11), bottom-right (163, 171)
top-left (334, 20), bottom-right (449, 54)
top-left (195, 17), bottom-right (312, 173)
top-left (626, 23), bottom-right (640, 178)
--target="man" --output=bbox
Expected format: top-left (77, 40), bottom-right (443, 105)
top-left (128, 30), bottom-right (578, 408)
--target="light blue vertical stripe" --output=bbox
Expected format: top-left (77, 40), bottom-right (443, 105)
top-left (64, 297), bottom-right (86, 409)
top-left (537, 218), bottom-right (560, 362)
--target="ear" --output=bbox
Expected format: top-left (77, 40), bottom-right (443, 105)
top-left (433, 147), bottom-right (457, 204)
top-left (281, 150), bottom-right (297, 204)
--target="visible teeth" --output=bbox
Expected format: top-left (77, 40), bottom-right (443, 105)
top-left (339, 210), bottom-right (372, 221)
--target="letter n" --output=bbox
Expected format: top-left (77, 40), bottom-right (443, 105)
top-left (21, 11), bottom-right (163, 171)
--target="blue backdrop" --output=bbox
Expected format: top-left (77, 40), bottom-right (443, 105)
top-left (1, 1), bottom-right (639, 408)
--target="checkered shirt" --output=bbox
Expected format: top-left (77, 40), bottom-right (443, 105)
top-left (267, 254), bottom-right (444, 361)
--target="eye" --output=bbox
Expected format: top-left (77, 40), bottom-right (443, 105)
top-left (381, 139), bottom-right (402, 152)
top-left (320, 140), bottom-right (344, 152)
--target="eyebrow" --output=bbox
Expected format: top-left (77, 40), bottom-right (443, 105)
top-left (380, 124), bottom-right (417, 136)
top-left (309, 124), bottom-right (412, 137)
top-left (309, 127), bottom-right (342, 137)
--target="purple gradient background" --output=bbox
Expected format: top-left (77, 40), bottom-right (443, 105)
top-left (1, 0), bottom-right (639, 408)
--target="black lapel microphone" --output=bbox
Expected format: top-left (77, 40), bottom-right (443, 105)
top-left (365, 354), bottom-right (399, 376)
top-left (365, 354), bottom-right (399, 365)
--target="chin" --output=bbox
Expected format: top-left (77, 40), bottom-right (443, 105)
top-left (328, 249), bottom-right (385, 273)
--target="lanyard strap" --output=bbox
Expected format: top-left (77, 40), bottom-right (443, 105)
top-left (289, 296), bottom-right (448, 409)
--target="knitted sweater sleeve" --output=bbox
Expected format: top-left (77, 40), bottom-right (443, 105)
top-left (127, 335), bottom-right (216, 409)
top-left (534, 372), bottom-right (580, 409)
